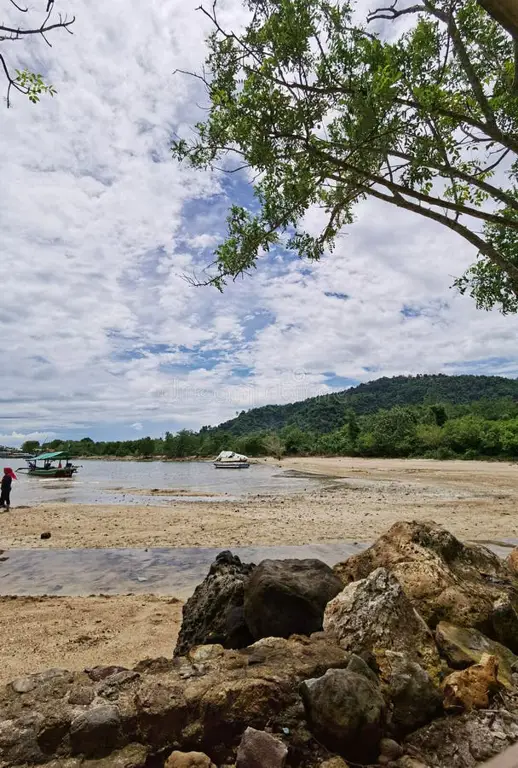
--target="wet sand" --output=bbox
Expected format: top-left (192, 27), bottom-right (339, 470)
top-left (1, 457), bottom-right (517, 549)
top-left (0, 594), bottom-right (182, 687)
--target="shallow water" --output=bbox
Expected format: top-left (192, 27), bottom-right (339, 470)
top-left (0, 542), bottom-right (369, 599)
top-left (10, 459), bottom-right (324, 506)
top-left (1, 539), bottom-right (515, 599)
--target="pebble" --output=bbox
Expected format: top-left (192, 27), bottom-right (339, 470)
top-left (11, 676), bottom-right (36, 694)
top-left (40, 532), bottom-right (51, 540)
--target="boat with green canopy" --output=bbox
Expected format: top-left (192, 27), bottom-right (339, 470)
top-left (17, 451), bottom-right (80, 478)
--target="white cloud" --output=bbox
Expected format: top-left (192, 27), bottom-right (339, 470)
top-left (1, 0), bottom-right (518, 439)
top-left (0, 432), bottom-right (57, 448)
top-left (131, 423), bottom-right (143, 431)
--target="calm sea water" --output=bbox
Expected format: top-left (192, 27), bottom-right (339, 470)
top-left (9, 459), bottom-right (324, 506)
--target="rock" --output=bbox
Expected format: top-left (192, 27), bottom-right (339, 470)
top-left (406, 709), bottom-right (518, 767)
top-left (491, 595), bottom-right (518, 653)
top-left (392, 759), bottom-right (429, 768)
top-left (379, 738), bottom-right (403, 760)
top-left (320, 759), bottom-right (349, 768)
top-left (40, 532), bottom-right (51, 540)
top-left (299, 667), bottom-right (384, 763)
top-left (244, 558), bottom-right (342, 640)
top-left (507, 547), bottom-right (518, 575)
top-left (235, 727), bottom-right (287, 768)
top-left (376, 650), bottom-right (441, 736)
top-left (334, 521), bottom-right (518, 635)
top-left (87, 743), bottom-right (149, 768)
top-left (68, 686), bottom-right (95, 705)
top-left (11, 677), bottom-right (36, 694)
top-left (86, 666), bottom-right (129, 682)
top-left (443, 653), bottom-right (500, 712)
top-left (324, 568), bottom-right (442, 680)
top-left (175, 551), bottom-right (255, 656)
top-left (165, 751), bottom-right (216, 768)
top-left (0, 635), bottom-right (349, 766)
top-left (435, 621), bottom-right (517, 688)
top-left (69, 705), bottom-right (121, 757)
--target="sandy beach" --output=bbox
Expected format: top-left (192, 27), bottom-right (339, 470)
top-left (1, 456), bottom-right (517, 684)
top-left (1, 456), bottom-right (517, 549)
top-left (0, 594), bottom-right (182, 687)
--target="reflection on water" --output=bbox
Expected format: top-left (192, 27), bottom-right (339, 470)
top-left (11, 460), bottom-right (325, 506)
top-left (0, 543), bottom-right (369, 599)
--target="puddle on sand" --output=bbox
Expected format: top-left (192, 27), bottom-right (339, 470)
top-left (0, 542), bottom-right (369, 600)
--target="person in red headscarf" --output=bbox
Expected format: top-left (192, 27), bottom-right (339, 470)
top-left (0, 468), bottom-right (16, 511)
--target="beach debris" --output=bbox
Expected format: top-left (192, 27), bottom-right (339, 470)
top-left (235, 727), bottom-right (287, 768)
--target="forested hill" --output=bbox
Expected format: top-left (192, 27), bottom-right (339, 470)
top-left (211, 375), bottom-right (518, 436)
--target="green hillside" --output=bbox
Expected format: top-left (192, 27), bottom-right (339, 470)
top-left (212, 374), bottom-right (518, 435)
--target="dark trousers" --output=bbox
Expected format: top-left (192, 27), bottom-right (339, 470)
top-left (0, 490), bottom-right (10, 507)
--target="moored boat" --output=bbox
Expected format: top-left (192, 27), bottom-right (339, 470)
top-left (213, 450), bottom-right (250, 469)
top-left (17, 451), bottom-right (80, 478)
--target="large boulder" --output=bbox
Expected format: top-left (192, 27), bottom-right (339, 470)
top-left (243, 559), bottom-right (342, 640)
top-left (299, 665), bottom-right (385, 763)
top-left (174, 551), bottom-right (254, 656)
top-left (376, 650), bottom-right (442, 736)
top-left (323, 568), bottom-right (442, 681)
top-left (435, 621), bottom-right (517, 688)
top-left (334, 521), bottom-right (518, 636)
top-left (405, 709), bottom-right (518, 768)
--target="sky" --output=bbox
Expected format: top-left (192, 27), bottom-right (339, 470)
top-left (1, 0), bottom-right (518, 447)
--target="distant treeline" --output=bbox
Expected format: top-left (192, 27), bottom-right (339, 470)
top-left (22, 398), bottom-right (518, 461)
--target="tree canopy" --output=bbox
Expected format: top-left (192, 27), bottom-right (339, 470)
top-left (1, 0), bottom-right (74, 107)
top-left (172, 0), bottom-right (518, 312)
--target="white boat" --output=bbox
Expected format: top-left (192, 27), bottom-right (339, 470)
top-left (213, 450), bottom-right (250, 469)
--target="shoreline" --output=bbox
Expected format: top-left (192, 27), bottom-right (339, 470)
top-left (1, 456), bottom-right (517, 549)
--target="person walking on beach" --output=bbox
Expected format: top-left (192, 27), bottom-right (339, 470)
top-left (0, 467), bottom-right (16, 511)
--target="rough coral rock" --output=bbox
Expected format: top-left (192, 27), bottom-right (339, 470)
top-left (164, 751), bottom-right (216, 768)
top-left (442, 653), bottom-right (500, 712)
top-left (375, 650), bottom-right (442, 736)
top-left (324, 568), bottom-right (442, 680)
top-left (435, 621), bottom-right (517, 688)
top-left (334, 521), bottom-right (518, 635)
